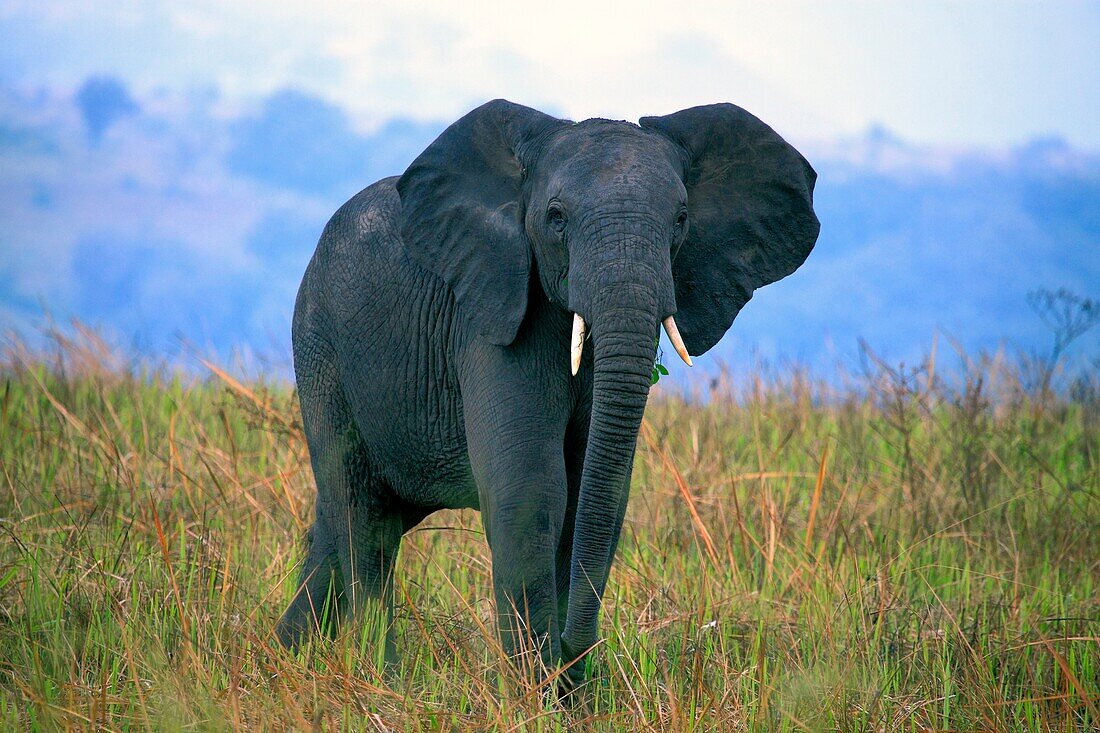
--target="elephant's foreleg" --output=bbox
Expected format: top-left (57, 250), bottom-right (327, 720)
top-left (556, 416), bottom-right (589, 635)
top-left (483, 485), bottom-right (567, 681)
top-left (465, 402), bottom-right (570, 682)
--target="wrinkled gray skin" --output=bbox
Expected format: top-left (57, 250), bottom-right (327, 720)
top-left (276, 99), bottom-right (819, 692)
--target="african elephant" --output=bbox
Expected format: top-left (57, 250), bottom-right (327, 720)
top-left (275, 99), bottom-right (819, 692)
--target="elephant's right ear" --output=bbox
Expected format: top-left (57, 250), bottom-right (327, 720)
top-left (397, 99), bottom-right (569, 345)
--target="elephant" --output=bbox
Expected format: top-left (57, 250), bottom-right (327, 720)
top-left (275, 98), bottom-right (819, 693)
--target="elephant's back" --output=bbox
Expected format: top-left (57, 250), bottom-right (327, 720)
top-left (296, 176), bottom-right (442, 339)
top-left (293, 177), bottom-right (477, 510)
top-left (300, 177), bottom-right (405, 305)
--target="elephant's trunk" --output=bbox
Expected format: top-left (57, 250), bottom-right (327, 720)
top-left (561, 264), bottom-right (661, 678)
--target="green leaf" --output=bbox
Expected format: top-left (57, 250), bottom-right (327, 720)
top-left (0, 566), bottom-right (17, 592)
top-left (656, 363), bottom-right (669, 376)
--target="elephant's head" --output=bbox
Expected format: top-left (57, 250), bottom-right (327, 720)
top-left (397, 99), bottom-right (818, 663)
top-left (397, 99), bottom-right (818, 361)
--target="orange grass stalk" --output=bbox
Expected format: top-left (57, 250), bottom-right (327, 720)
top-left (640, 421), bottom-right (720, 567)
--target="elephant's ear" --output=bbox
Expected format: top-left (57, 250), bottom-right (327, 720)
top-left (397, 99), bottom-right (569, 345)
top-left (640, 104), bottom-right (820, 355)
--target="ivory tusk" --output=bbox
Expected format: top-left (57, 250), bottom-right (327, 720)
top-left (662, 316), bottom-right (693, 367)
top-left (570, 313), bottom-right (586, 376)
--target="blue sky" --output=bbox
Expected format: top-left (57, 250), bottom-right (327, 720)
top-left (3, 1), bottom-right (1098, 148)
top-left (1, 2), bottom-right (1098, 376)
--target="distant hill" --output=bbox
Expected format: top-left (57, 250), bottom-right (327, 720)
top-left (1, 76), bottom-right (1096, 375)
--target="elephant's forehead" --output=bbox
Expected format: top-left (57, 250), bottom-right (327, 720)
top-left (546, 121), bottom-right (664, 164)
top-left (540, 121), bottom-right (683, 196)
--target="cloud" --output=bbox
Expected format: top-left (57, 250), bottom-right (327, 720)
top-left (225, 88), bottom-right (443, 196)
top-left (6, 2), bottom-right (1098, 148)
top-left (0, 77), bottom-right (437, 359)
top-left (726, 135), bottom-right (1100, 369)
top-left (1, 79), bottom-right (264, 334)
top-left (226, 89), bottom-right (370, 196)
top-left (75, 75), bottom-right (138, 142)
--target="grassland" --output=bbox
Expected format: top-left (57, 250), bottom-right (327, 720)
top-left (1, 330), bottom-right (1097, 731)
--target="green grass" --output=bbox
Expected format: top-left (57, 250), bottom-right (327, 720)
top-left (1, 331), bottom-right (1097, 731)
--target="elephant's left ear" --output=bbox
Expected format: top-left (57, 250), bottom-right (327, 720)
top-left (398, 100), bottom-right (569, 345)
top-left (640, 104), bottom-right (820, 355)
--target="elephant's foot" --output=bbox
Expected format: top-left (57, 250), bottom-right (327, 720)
top-left (556, 674), bottom-right (595, 715)
top-left (555, 638), bottom-right (594, 709)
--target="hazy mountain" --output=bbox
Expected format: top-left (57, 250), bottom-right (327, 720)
top-left (1, 76), bottom-right (1096, 375)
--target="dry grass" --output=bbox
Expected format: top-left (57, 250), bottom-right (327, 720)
top-left (1, 327), bottom-right (1097, 731)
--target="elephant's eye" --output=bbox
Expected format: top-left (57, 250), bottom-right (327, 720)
top-left (547, 203), bottom-right (568, 233)
top-left (673, 208), bottom-right (688, 236)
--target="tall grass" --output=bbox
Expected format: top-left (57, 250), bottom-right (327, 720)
top-left (1, 328), bottom-right (1096, 731)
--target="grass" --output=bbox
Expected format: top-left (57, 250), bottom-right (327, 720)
top-left (1, 328), bottom-right (1097, 731)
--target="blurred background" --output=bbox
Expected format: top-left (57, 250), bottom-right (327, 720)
top-left (1, 1), bottom-right (1097, 380)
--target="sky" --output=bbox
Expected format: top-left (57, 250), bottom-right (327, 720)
top-left (1, 1), bottom-right (1098, 378)
top-left (2, 1), bottom-right (1099, 148)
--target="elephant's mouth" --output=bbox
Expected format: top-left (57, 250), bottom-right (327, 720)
top-left (568, 312), bottom-right (692, 376)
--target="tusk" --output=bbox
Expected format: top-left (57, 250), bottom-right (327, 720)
top-left (663, 316), bottom-right (693, 366)
top-left (570, 313), bottom-right (586, 376)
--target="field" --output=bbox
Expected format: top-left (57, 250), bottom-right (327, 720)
top-left (1, 330), bottom-right (1097, 731)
